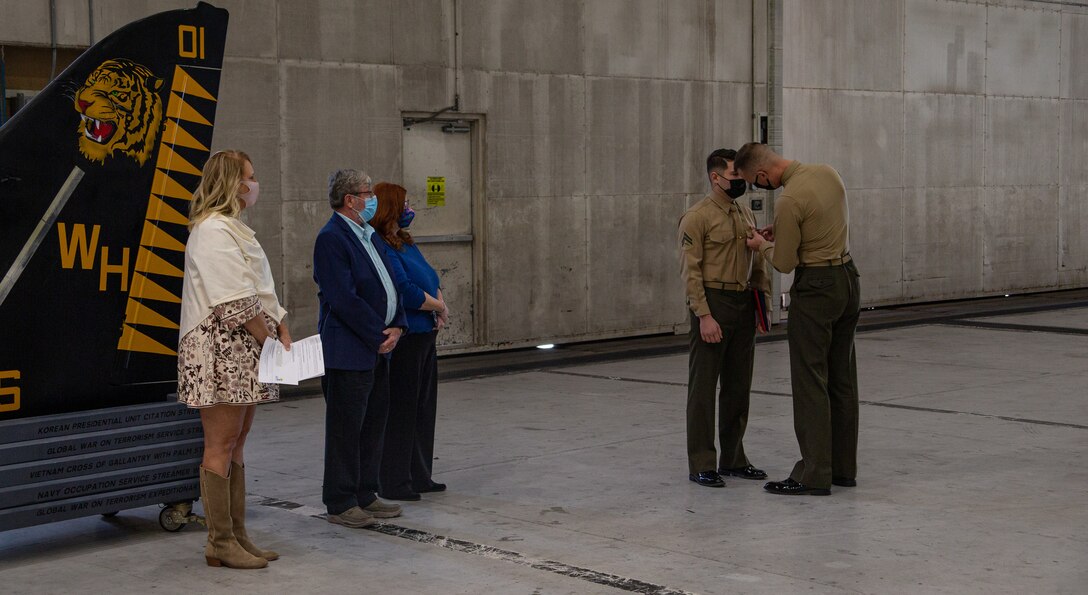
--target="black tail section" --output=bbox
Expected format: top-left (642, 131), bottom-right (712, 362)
top-left (0, 3), bottom-right (228, 419)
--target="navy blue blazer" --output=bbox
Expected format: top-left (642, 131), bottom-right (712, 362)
top-left (313, 214), bottom-right (408, 371)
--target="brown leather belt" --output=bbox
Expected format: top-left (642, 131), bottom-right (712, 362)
top-left (798, 254), bottom-right (852, 268)
top-left (704, 281), bottom-right (747, 291)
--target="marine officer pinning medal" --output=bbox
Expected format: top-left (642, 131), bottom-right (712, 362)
top-left (736, 142), bottom-right (861, 497)
top-left (678, 149), bottom-right (769, 489)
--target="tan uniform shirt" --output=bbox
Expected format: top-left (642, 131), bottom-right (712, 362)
top-left (759, 161), bottom-right (850, 273)
top-left (679, 192), bottom-right (771, 317)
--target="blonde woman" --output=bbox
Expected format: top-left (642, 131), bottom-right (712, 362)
top-left (178, 150), bottom-right (290, 569)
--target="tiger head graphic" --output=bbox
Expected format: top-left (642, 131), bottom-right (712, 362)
top-left (74, 59), bottom-right (164, 166)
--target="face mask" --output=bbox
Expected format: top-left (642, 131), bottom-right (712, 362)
top-left (722, 178), bottom-right (747, 199)
top-left (398, 207), bottom-right (416, 229)
top-left (348, 194), bottom-right (377, 223)
top-left (753, 172), bottom-right (778, 191)
top-left (240, 180), bottom-right (259, 207)
top-left (360, 196), bottom-right (378, 223)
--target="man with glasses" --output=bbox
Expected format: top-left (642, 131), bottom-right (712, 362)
top-left (313, 169), bottom-right (408, 527)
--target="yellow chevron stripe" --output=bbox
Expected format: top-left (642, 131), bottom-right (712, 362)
top-left (156, 143), bottom-right (203, 176)
top-left (146, 194), bottom-right (190, 225)
top-left (163, 119), bottom-right (209, 151)
top-left (134, 246), bottom-right (184, 278)
top-left (170, 65), bottom-right (217, 101)
top-left (140, 221), bottom-right (186, 252)
top-left (117, 324), bottom-right (176, 355)
top-left (166, 93), bottom-right (211, 126)
top-left (151, 169), bottom-right (193, 201)
top-left (129, 271), bottom-right (182, 303)
top-left (125, 298), bottom-right (180, 329)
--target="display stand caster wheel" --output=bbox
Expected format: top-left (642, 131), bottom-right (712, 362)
top-left (159, 500), bottom-right (201, 532)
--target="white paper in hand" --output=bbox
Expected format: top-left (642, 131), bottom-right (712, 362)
top-left (258, 335), bottom-right (325, 385)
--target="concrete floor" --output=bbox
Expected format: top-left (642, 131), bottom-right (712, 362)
top-left (1, 307), bottom-right (1086, 594)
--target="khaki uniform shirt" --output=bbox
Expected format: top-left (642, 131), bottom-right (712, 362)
top-left (759, 161), bottom-right (850, 273)
top-left (678, 192), bottom-right (771, 317)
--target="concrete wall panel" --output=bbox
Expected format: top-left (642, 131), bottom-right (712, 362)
top-left (460, 0), bottom-right (584, 75)
top-left (783, 0), bottom-right (902, 91)
top-left (393, 0), bottom-right (451, 67)
top-left (87, 1), bottom-right (275, 57)
top-left (712, 0), bottom-right (762, 83)
top-left (1059, 185), bottom-right (1088, 286)
top-left (212, 58), bottom-right (283, 289)
top-left (278, 0), bottom-right (394, 64)
top-left (903, 187), bottom-right (985, 300)
top-left (0, 1), bottom-right (51, 45)
top-left (398, 65), bottom-right (454, 112)
top-left (584, 0), bottom-right (664, 79)
top-left (982, 186), bottom-right (1059, 293)
top-left (1062, 13), bottom-right (1088, 100)
top-left (587, 78), bottom-right (749, 197)
top-left (784, 89), bottom-right (904, 190)
top-left (279, 200), bottom-right (335, 337)
top-left (986, 97), bottom-right (1059, 187)
top-left (486, 73), bottom-right (586, 199)
top-left (904, 93), bottom-right (985, 188)
top-left (847, 189), bottom-right (904, 304)
top-left (486, 196), bottom-right (587, 344)
top-left (587, 194), bottom-right (689, 334)
top-left (1061, 100), bottom-right (1088, 188)
top-left (281, 63), bottom-right (401, 201)
top-left (985, 5), bottom-right (1060, 98)
top-left (904, 0), bottom-right (986, 94)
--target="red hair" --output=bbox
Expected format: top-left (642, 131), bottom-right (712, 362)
top-left (372, 182), bottom-right (413, 250)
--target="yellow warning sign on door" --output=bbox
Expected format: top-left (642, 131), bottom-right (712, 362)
top-left (426, 176), bottom-right (446, 207)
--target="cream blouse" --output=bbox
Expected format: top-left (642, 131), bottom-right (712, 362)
top-left (179, 213), bottom-right (287, 340)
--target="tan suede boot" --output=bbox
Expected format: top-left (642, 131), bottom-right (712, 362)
top-left (229, 462), bottom-right (279, 561)
top-left (200, 466), bottom-right (267, 569)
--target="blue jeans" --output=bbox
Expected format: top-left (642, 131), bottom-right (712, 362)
top-left (321, 361), bottom-right (390, 515)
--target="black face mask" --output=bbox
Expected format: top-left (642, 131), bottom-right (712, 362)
top-left (716, 177), bottom-right (747, 199)
top-left (753, 172), bottom-right (777, 191)
top-left (725, 178), bottom-right (747, 199)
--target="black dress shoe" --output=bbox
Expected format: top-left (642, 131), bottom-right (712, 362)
top-left (414, 482), bottom-right (447, 493)
top-left (380, 490), bottom-right (421, 501)
top-left (763, 478), bottom-right (830, 496)
top-left (688, 470), bottom-right (725, 488)
top-left (832, 476), bottom-right (856, 487)
top-left (718, 465), bottom-right (768, 480)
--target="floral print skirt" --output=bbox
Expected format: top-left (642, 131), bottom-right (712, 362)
top-left (177, 296), bottom-right (280, 408)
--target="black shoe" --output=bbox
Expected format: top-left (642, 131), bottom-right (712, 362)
top-left (763, 478), bottom-right (830, 496)
top-left (718, 465), bottom-right (768, 480)
top-left (688, 470), bottom-right (725, 488)
top-left (832, 476), bottom-right (856, 487)
top-left (414, 482), bottom-right (447, 493)
top-left (380, 490), bottom-right (421, 501)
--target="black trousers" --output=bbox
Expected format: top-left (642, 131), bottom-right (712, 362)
top-left (687, 288), bottom-right (755, 474)
top-left (380, 331), bottom-right (439, 494)
top-left (786, 261), bottom-right (861, 488)
top-left (321, 361), bottom-right (389, 515)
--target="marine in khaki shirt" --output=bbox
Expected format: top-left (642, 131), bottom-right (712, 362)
top-left (678, 195), bottom-right (770, 318)
top-left (678, 148), bottom-right (767, 488)
top-left (747, 160), bottom-right (850, 272)
top-left (735, 142), bottom-right (860, 497)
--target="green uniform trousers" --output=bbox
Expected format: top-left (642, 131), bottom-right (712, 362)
top-left (687, 288), bottom-right (755, 474)
top-left (786, 261), bottom-right (861, 489)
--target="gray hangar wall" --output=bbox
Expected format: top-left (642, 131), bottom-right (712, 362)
top-left (1, 0), bottom-right (1085, 353)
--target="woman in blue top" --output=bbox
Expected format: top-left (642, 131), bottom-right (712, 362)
top-left (371, 182), bottom-right (448, 500)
